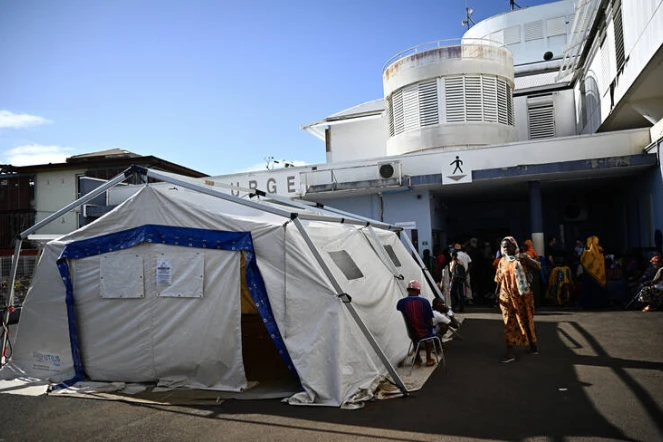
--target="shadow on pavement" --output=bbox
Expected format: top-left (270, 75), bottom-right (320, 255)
top-left (132, 315), bottom-right (663, 441)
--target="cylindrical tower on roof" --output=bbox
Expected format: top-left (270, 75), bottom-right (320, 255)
top-left (382, 38), bottom-right (517, 156)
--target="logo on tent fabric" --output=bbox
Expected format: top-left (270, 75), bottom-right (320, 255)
top-left (32, 351), bottom-right (61, 369)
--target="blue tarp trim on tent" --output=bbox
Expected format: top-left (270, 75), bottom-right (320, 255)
top-left (53, 224), bottom-right (300, 389)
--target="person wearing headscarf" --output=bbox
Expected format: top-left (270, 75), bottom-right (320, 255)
top-left (579, 235), bottom-right (607, 309)
top-left (638, 255), bottom-right (663, 311)
top-left (495, 236), bottom-right (538, 363)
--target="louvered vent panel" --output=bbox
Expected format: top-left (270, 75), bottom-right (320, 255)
top-left (547, 16), bottom-right (567, 37)
top-left (489, 30), bottom-right (504, 45)
top-left (392, 89), bottom-right (404, 135)
top-left (482, 77), bottom-right (498, 123)
top-left (465, 76), bottom-right (482, 122)
top-left (497, 81), bottom-right (508, 125)
top-left (387, 97), bottom-right (395, 136)
top-left (614, 5), bottom-right (625, 69)
top-left (528, 104), bottom-right (555, 139)
top-left (507, 85), bottom-right (514, 126)
top-left (402, 85), bottom-right (420, 131)
top-left (418, 80), bottom-right (439, 126)
top-left (525, 20), bottom-right (543, 41)
top-left (445, 77), bottom-right (465, 122)
top-left (504, 26), bottom-right (521, 45)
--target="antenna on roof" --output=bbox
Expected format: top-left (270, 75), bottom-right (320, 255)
top-left (508, 0), bottom-right (521, 10)
top-left (462, 0), bottom-right (475, 29)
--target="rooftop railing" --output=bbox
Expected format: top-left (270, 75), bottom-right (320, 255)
top-left (382, 38), bottom-right (509, 73)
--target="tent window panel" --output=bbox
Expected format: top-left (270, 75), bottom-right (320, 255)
top-left (328, 250), bottom-right (364, 280)
top-left (100, 254), bottom-right (144, 299)
top-left (383, 245), bottom-right (402, 268)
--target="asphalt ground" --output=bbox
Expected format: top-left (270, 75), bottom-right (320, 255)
top-left (1, 308), bottom-right (662, 442)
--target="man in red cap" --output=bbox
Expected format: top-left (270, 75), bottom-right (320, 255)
top-left (397, 280), bottom-right (436, 366)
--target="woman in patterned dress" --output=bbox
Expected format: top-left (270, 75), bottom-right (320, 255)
top-left (495, 236), bottom-right (538, 363)
top-left (579, 235), bottom-right (607, 309)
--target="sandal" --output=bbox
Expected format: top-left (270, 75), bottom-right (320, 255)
top-left (499, 356), bottom-right (516, 363)
top-left (426, 359), bottom-right (436, 367)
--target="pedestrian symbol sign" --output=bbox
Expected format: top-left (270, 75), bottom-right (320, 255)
top-left (442, 154), bottom-right (472, 185)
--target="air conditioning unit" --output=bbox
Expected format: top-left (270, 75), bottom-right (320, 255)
top-left (377, 161), bottom-right (401, 180)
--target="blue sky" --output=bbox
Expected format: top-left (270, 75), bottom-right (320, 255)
top-left (0, 0), bottom-right (553, 176)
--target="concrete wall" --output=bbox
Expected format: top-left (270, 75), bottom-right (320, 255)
top-left (328, 117), bottom-right (387, 163)
top-left (34, 169), bottom-right (84, 234)
top-left (322, 189), bottom-right (433, 255)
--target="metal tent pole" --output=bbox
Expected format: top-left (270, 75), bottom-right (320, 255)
top-left (299, 200), bottom-right (401, 231)
top-left (2, 167), bottom-right (135, 365)
top-left (140, 167), bottom-right (386, 228)
top-left (399, 229), bottom-right (445, 301)
top-left (291, 216), bottom-right (409, 397)
top-left (197, 177), bottom-right (400, 231)
top-left (1, 239), bottom-right (23, 364)
top-left (364, 226), bottom-right (406, 285)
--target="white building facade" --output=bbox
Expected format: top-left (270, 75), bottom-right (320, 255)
top-left (207, 0), bottom-right (663, 258)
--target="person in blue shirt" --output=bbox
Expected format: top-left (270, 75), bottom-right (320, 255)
top-left (397, 280), bottom-right (436, 366)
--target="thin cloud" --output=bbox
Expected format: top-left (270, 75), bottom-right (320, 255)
top-left (0, 110), bottom-right (51, 129)
top-left (233, 160), bottom-right (308, 174)
top-left (4, 144), bottom-right (75, 166)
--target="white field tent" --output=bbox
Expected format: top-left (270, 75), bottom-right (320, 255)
top-left (0, 166), bottom-right (441, 407)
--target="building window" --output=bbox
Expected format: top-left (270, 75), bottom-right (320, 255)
top-left (527, 98), bottom-right (555, 139)
top-left (328, 250), bottom-right (364, 280)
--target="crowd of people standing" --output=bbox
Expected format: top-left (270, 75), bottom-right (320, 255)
top-left (422, 234), bottom-right (663, 312)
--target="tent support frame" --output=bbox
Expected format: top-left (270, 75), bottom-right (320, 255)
top-left (139, 167), bottom-right (387, 228)
top-left (291, 217), bottom-right (409, 397)
top-left (399, 230), bottom-right (446, 302)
